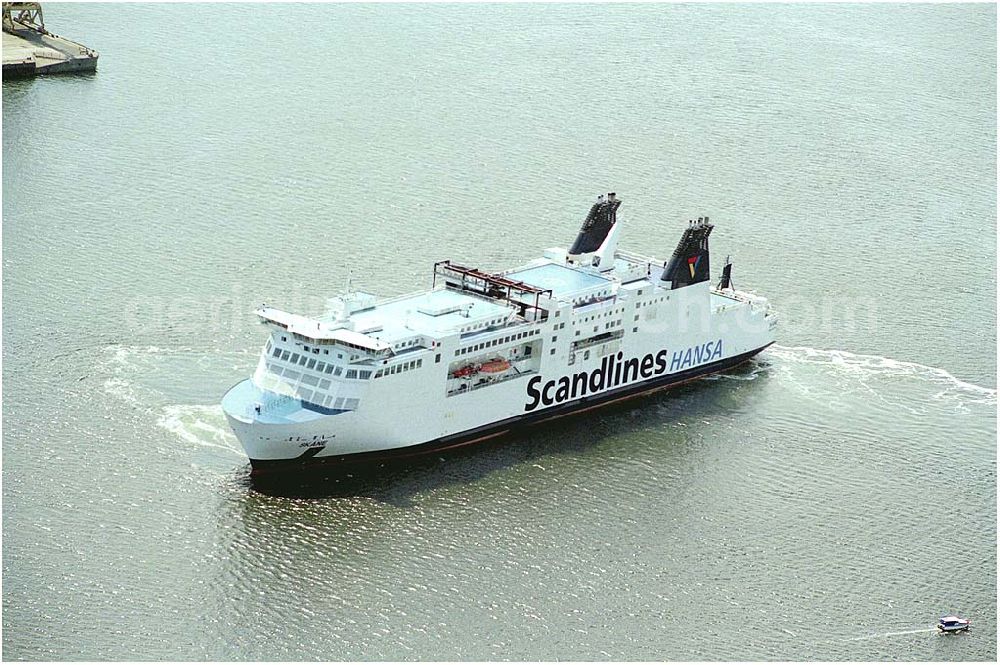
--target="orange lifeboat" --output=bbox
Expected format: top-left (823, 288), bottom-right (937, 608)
top-left (479, 359), bottom-right (511, 374)
top-left (452, 364), bottom-right (478, 378)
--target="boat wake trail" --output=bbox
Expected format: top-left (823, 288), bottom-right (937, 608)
top-left (765, 345), bottom-right (996, 406)
top-left (847, 627), bottom-right (938, 641)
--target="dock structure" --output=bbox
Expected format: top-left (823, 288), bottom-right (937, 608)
top-left (2, 2), bottom-right (97, 77)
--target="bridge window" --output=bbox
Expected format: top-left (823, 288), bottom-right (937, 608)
top-left (272, 347), bottom-right (281, 358)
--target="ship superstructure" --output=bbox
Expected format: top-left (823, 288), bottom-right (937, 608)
top-left (222, 193), bottom-right (777, 473)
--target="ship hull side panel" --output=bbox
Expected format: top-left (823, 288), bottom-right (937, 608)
top-left (245, 341), bottom-right (772, 474)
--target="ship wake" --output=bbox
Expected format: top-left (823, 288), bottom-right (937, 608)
top-left (99, 345), bottom-right (254, 466)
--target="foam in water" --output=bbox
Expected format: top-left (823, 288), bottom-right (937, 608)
top-left (765, 345), bottom-right (996, 403)
top-left (157, 404), bottom-right (244, 458)
top-left (847, 627), bottom-right (938, 641)
top-left (99, 345), bottom-right (256, 459)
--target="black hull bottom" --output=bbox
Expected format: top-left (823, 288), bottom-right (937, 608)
top-left (249, 343), bottom-right (772, 476)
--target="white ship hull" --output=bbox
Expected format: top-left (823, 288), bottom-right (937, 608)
top-left (222, 195), bottom-right (776, 474)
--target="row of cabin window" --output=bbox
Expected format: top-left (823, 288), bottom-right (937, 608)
top-left (262, 363), bottom-right (364, 409)
top-left (280, 335), bottom-right (363, 360)
top-left (571, 318), bottom-right (623, 336)
top-left (272, 347), bottom-right (342, 375)
top-left (270, 348), bottom-right (373, 380)
top-left (570, 290), bottom-right (612, 306)
top-left (392, 339), bottom-right (420, 350)
top-left (301, 390), bottom-right (359, 411)
top-left (291, 332), bottom-right (369, 351)
top-left (635, 297), bottom-right (666, 308)
top-left (265, 361), bottom-right (334, 391)
top-left (374, 358), bottom-right (422, 378)
top-left (572, 318), bottom-right (624, 334)
top-left (459, 317), bottom-right (505, 334)
top-left (454, 329), bottom-right (538, 357)
top-left (576, 307), bottom-right (625, 324)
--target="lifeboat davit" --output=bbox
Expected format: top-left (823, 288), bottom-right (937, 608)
top-left (479, 359), bottom-right (511, 374)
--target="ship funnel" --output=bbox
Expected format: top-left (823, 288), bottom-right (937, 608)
top-left (660, 217), bottom-right (714, 288)
top-left (568, 192), bottom-right (622, 267)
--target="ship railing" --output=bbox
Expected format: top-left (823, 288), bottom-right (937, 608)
top-left (616, 248), bottom-right (663, 265)
top-left (247, 392), bottom-right (297, 417)
top-left (572, 294), bottom-right (618, 313)
top-left (614, 250), bottom-right (665, 282)
top-left (369, 287), bottom-right (441, 308)
top-left (712, 288), bottom-right (773, 315)
top-left (572, 330), bottom-right (624, 352)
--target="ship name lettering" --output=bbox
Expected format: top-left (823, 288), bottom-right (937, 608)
top-left (524, 339), bottom-right (723, 412)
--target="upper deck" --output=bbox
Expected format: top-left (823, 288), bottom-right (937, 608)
top-left (351, 288), bottom-right (515, 342)
top-left (505, 263), bottom-right (610, 299)
top-left (257, 245), bottom-right (669, 354)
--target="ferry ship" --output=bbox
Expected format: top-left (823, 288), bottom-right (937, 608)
top-left (222, 193), bottom-right (777, 474)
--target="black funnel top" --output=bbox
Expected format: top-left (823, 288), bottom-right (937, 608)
top-left (661, 218), bottom-right (713, 288)
top-left (568, 193), bottom-right (621, 256)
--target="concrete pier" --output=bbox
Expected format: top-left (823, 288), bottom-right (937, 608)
top-left (2, 3), bottom-right (97, 77)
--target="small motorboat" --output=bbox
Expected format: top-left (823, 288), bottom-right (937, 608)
top-left (937, 616), bottom-right (971, 633)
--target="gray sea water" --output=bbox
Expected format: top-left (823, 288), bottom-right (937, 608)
top-left (2, 3), bottom-right (996, 661)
